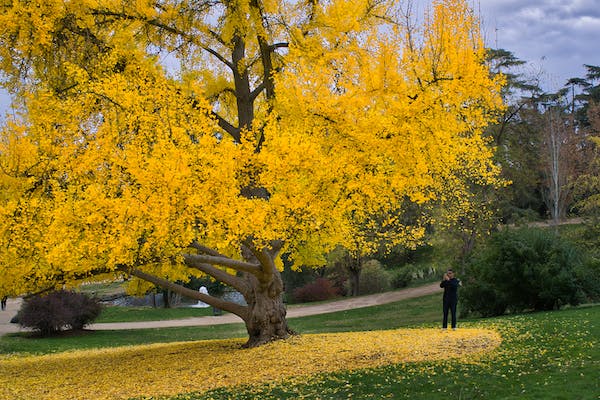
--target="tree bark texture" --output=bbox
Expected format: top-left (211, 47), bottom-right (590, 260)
top-left (345, 253), bottom-right (362, 297)
top-left (240, 270), bottom-right (293, 348)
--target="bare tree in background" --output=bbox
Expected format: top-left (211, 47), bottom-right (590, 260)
top-left (541, 105), bottom-right (577, 225)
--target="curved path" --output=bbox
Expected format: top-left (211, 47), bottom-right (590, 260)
top-left (0, 282), bottom-right (440, 334)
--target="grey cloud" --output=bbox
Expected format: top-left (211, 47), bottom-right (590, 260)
top-left (476, 0), bottom-right (600, 88)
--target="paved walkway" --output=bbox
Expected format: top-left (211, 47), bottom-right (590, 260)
top-left (0, 297), bottom-right (22, 335)
top-left (0, 282), bottom-right (440, 334)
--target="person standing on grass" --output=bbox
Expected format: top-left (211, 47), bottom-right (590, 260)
top-left (440, 269), bottom-right (461, 330)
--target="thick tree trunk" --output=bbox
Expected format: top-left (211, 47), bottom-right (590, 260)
top-left (128, 246), bottom-right (294, 348)
top-left (241, 269), bottom-right (294, 348)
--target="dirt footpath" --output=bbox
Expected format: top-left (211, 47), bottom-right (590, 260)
top-left (0, 282), bottom-right (441, 334)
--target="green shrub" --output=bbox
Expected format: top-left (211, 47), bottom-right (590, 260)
top-left (357, 260), bottom-right (391, 295)
top-left (390, 264), bottom-right (440, 289)
top-left (462, 228), bottom-right (585, 317)
top-left (575, 256), bottom-right (600, 302)
top-left (391, 268), bottom-right (413, 288)
top-left (17, 290), bottom-right (103, 336)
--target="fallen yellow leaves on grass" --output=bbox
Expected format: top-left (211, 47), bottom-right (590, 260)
top-left (0, 328), bottom-right (501, 400)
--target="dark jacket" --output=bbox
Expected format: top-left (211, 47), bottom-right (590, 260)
top-left (440, 278), bottom-right (460, 302)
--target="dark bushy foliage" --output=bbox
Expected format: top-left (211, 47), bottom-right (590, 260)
top-left (575, 257), bottom-right (600, 302)
top-left (17, 290), bottom-right (102, 336)
top-left (292, 278), bottom-right (339, 303)
top-left (391, 268), bottom-right (413, 289)
top-left (462, 228), bottom-right (585, 317)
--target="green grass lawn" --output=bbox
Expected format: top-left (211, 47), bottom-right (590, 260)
top-left (95, 304), bottom-right (215, 323)
top-left (287, 293), bottom-right (443, 334)
top-left (0, 295), bottom-right (441, 354)
top-left (1, 294), bottom-right (597, 400)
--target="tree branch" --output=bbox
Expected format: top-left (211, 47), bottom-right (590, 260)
top-left (254, 248), bottom-right (276, 280)
top-left (211, 111), bottom-right (241, 142)
top-left (205, 87), bottom-right (236, 105)
top-left (200, 45), bottom-right (234, 70)
top-left (122, 266), bottom-right (248, 318)
top-left (91, 9), bottom-right (233, 70)
top-left (62, 16), bottom-right (110, 52)
top-left (207, 29), bottom-right (226, 46)
top-left (270, 42), bottom-right (289, 50)
top-left (314, 112), bottom-right (337, 124)
top-left (250, 81), bottom-right (266, 101)
top-left (182, 254), bottom-right (250, 294)
top-left (241, 239), bottom-right (283, 279)
top-left (86, 90), bottom-right (125, 110)
top-left (185, 253), bottom-right (262, 274)
top-left (189, 241), bottom-right (226, 257)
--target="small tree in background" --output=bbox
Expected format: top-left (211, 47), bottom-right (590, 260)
top-left (572, 102), bottom-right (600, 251)
top-left (570, 101), bottom-right (600, 303)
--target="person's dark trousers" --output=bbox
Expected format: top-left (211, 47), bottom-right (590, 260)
top-left (442, 298), bottom-right (457, 329)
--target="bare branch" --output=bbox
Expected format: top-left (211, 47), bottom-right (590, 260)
top-left (211, 111), bottom-right (241, 142)
top-left (250, 81), bottom-right (266, 101)
top-left (186, 253), bottom-right (262, 274)
top-left (182, 254), bottom-right (249, 294)
top-left (270, 42), bottom-right (289, 50)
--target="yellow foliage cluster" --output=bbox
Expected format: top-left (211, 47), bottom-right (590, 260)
top-left (0, 328), bottom-right (500, 399)
top-left (0, 0), bottom-right (505, 295)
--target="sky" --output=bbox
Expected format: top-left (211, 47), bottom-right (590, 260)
top-left (1, 0), bottom-right (599, 111)
top-left (476, 0), bottom-right (600, 90)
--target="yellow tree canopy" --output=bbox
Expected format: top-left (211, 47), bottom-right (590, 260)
top-left (0, 0), bottom-right (504, 298)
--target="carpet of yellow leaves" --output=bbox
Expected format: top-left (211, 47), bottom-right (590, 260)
top-left (0, 328), bottom-right (500, 400)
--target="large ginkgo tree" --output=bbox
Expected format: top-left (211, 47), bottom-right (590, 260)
top-left (0, 0), bottom-right (504, 346)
